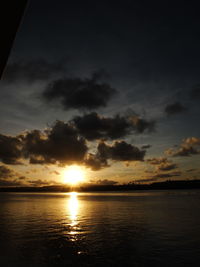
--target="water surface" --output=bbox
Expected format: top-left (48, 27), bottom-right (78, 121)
top-left (0, 190), bottom-right (200, 266)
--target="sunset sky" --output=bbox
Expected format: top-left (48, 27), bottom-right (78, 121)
top-left (0, 0), bottom-right (200, 187)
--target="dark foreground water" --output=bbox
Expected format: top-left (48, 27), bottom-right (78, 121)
top-left (0, 190), bottom-right (200, 267)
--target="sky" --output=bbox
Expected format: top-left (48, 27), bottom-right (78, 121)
top-left (0, 0), bottom-right (200, 187)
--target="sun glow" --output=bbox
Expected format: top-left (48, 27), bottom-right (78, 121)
top-left (63, 165), bottom-right (85, 185)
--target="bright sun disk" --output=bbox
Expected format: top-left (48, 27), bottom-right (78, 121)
top-left (63, 165), bottom-right (85, 185)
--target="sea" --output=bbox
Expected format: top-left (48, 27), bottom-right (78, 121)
top-left (0, 190), bottom-right (200, 267)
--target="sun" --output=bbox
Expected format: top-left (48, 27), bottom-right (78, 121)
top-left (63, 165), bottom-right (85, 185)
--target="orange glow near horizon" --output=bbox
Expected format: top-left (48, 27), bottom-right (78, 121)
top-left (63, 165), bottom-right (85, 185)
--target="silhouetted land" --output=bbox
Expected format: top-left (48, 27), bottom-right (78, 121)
top-left (0, 179), bottom-right (200, 192)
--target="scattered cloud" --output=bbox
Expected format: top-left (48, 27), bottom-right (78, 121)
top-left (141, 144), bottom-right (151, 149)
top-left (73, 112), bottom-right (155, 141)
top-left (0, 134), bottom-right (23, 164)
top-left (97, 141), bottom-right (145, 162)
top-left (165, 137), bottom-right (200, 157)
top-left (28, 179), bottom-right (56, 187)
top-left (164, 101), bottom-right (187, 116)
top-left (43, 71), bottom-right (117, 110)
top-left (0, 179), bottom-right (23, 187)
top-left (0, 165), bottom-right (15, 178)
top-left (152, 171), bottom-right (181, 179)
top-left (134, 178), bottom-right (157, 183)
top-left (186, 169), bottom-right (196, 172)
top-left (147, 157), bottom-right (177, 171)
top-left (0, 165), bottom-right (26, 187)
top-left (128, 115), bottom-right (155, 133)
top-left (84, 153), bottom-right (109, 170)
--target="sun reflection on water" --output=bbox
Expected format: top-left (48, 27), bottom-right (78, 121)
top-left (68, 192), bottom-right (79, 225)
top-left (67, 192), bottom-right (79, 241)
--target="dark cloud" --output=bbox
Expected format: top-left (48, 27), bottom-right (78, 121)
top-left (157, 163), bottom-right (177, 171)
top-left (147, 157), bottom-right (169, 165)
top-left (0, 179), bottom-right (23, 187)
top-left (0, 134), bottom-right (22, 164)
top-left (128, 115), bottom-right (155, 133)
top-left (164, 102), bottom-right (187, 116)
top-left (0, 119), bottom-right (147, 170)
top-left (165, 137), bottom-right (200, 157)
top-left (73, 113), bottom-right (130, 140)
top-left (84, 153), bottom-right (109, 170)
top-left (0, 165), bottom-right (14, 178)
top-left (85, 141), bottom-right (145, 170)
top-left (0, 165), bottom-right (25, 187)
top-left (22, 121), bottom-right (88, 165)
top-left (97, 141), bottom-right (145, 162)
top-left (152, 171), bottom-right (181, 179)
top-left (134, 178), bottom-right (157, 183)
top-left (43, 72), bottom-right (117, 110)
top-left (28, 179), bottom-right (55, 187)
top-left (73, 112), bottom-right (155, 141)
top-left (141, 144), bottom-right (151, 149)
top-left (147, 157), bottom-right (177, 171)
top-left (186, 169), bottom-right (196, 172)
top-left (3, 59), bottom-right (65, 83)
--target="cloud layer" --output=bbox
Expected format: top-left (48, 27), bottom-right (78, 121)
top-left (0, 119), bottom-right (147, 170)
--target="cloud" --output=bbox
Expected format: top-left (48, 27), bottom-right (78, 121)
top-left (152, 171), bottom-right (181, 179)
top-left (97, 141), bottom-right (145, 162)
top-left (22, 121), bottom-right (88, 165)
top-left (135, 171), bottom-right (182, 183)
top-left (0, 120), bottom-right (147, 170)
top-left (165, 137), bottom-right (200, 157)
top-left (84, 153), bottom-right (109, 170)
top-left (2, 59), bottom-right (65, 83)
top-left (0, 165), bottom-right (14, 178)
top-left (43, 72), bottom-right (117, 110)
top-left (157, 163), bottom-right (177, 171)
top-left (147, 157), bottom-right (168, 165)
top-left (72, 112), bottom-right (155, 141)
top-left (84, 141), bottom-right (145, 170)
top-left (147, 157), bottom-right (177, 171)
top-left (127, 115), bottom-right (155, 133)
top-left (184, 137), bottom-right (200, 146)
top-left (28, 179), bottom-right (56, 187)
top-left (186, 169), bottom-right (196, 172)
top-left (0, 134), bottom-right (23, 164)
top-left (0, 165), bottom-right (25, 187)
top-left (164, 101), bottom-right (187, 116)
top-left (73, 113), bottom-right (130, 140)
top-left (134, 178), bottom-right (157, 183)
top-left (0, 179), bottom-right (23, 187)
top-left (141, 144), bottom-right (151, 149)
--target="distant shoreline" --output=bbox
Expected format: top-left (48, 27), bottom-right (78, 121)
top-left (0, 179), bottom-right (200, 192)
